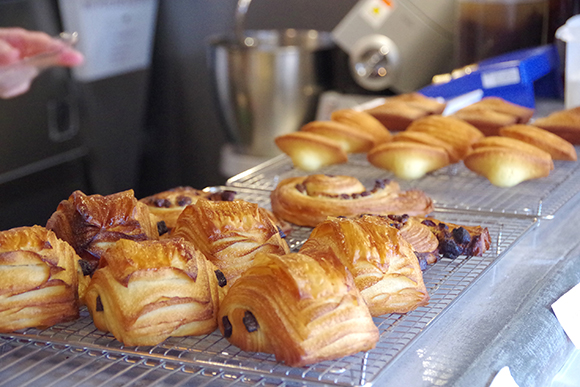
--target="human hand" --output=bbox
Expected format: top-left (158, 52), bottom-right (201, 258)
top-left (0, 28), bottom-right (84, 98)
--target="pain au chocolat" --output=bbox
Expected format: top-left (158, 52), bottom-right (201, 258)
top-left (46, 190), bottom-right (159, 274)
top-left (172, 199), bottom-right (290, 285)
top-left (0, 225), bottom-right (81, 332)
top-left (270, 174), bottom-right (433, 228)
top-left (299, 215), bottom-right (429, 316)
top-left (85, 238), bottom-right (226, 347)
top-left (217, 251), bottom-right (379, 367)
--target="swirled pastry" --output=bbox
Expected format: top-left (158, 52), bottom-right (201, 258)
top-left (300, 215), bottom-right (429, 316)
top-left (217, 252), bottom-right (379, 367)
top-left (499, 124), bottom-right (577, 161)
top-left (300, 120), bottom-right (376, 153)
top-left (274, 131), bottom-right (348, 171)
top-left (330, 109), bottom-right (392, 144)
top-left (140, 186), bottom-right (237, 235)
top-left (270, 174), bottom-right (433, 228)
top-left (85, 238), bottom-right (226, 346)
top-left (0, 226), bottom-right (81, 332)
top-left (172, 199), bottom-right (290, 285)
top-left (46, 190), bottom-right (159, 274)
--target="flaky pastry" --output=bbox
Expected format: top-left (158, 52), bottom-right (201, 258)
top-left (270, 174), bottom-right (433, 228)
top-left (172, 199), bottom-right (290, 285)
top-left (300, 215), bottom-right (429, 316)
top-left (217, 251), bottom-right (379, 367)
top-left (85, 238), bottom-right (226, 346)
top-left (0, 225), bottom-right (81, 332)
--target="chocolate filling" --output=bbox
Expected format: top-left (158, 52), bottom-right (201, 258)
top-left (243, 311), bottom-right (259, 333)
top-left (215, 270), bottom-right (227, 287)
top-left (222, 316), bottom-right (232, 338)
top-left (96, 295), bottom-right (104, 312)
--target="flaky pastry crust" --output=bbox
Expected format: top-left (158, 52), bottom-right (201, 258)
top-left (217, 252), bottom-right (379, 367)
top-left (270, 174), bottom-right (433, 228)
top-left (85, 238), bottom-right (226, 346)
top-left (0, 225), bottom-right (81, 332)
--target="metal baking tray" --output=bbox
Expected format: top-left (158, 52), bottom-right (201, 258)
top-left (1, 184), bottom-right (538, 386)
top-left (226, 149), bottom-right (580, 219)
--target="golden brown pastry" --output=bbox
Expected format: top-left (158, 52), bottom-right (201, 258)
top-left (140, 186), bottom-right (237, 235)
top-left (300, 120), bottom-right (376, 153)
top-left (46, 190), bottom-right (159, 274)
top-left (300, 215), bottom-right (429, 316)
top-left (499, 124), bottom-right (577, 161)
top-left (391, 130), bottom-right (459, 163)
top-left (471, 136), bottom-right (554, 164)
top-left (274, 131), bottom-right (348, 171)
top-left (405, 115), bottom-right (484, 162)
top-left (533, 107), bottom-right (580, 144)
top-left (330, 109), bottom-right (392, 144)
top-left (217, 251), bottom-right (379, 367)
top-left (172, 199), bottom-right (290, 285)
top-left (452, 97), bottom-right (534, 136)
top-left (0, 226), bottom-right (81, 332)
top-left (367, 141), bottom-right (450, 180)
top-left (364, 92), bottom-right (446, 131)
top-left (464, 145), bottom-right (553, 187)
top-left (85, 238), bottom-right (226, 346)
top-left (270, 174), bottom-right (433, 228)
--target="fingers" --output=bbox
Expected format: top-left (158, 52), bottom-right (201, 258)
top-left (56, 48), bottom-right (85, 67)
top-left (0, 27), bottom-right (61, 58)
top-left (0, 39), bottom-right (20, 65)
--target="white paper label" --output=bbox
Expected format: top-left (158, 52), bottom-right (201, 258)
top-left (552, 282), bottom-right (580, 349)
top-left (481, 68), bottom-right (521, 89)
top-left (359, 0), bottom-right (395, 29)
top-left (58, 0), bottom-right (158, 82)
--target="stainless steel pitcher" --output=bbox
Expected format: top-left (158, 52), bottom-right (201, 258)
top-left (209, 29), bottom-right (334, 158)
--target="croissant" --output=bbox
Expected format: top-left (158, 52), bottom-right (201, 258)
top-left (172, 199), bottom-right (290, 285)
top-left (0, 226), bottom-right (81, 332)
top-left (46, 190), bottom-right (159, 274)
top-left (85, 238), bottom-right (226, 346)
top-left (270, 174), bottom-right (433, 228)
top-left (217, 251), bottom-right (379, 367)
top-left (299, 215), bottom-right (429, 316)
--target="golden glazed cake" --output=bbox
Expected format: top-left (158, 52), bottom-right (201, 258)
top-left (217, 251), bottom-right (379, 367)
top-left (85, 238), bottom-right (227, 346)
top-left (274, 131), bottom-right (348, 171)
top-left (46, 189), bottom-right (159, 274)
top-left (270, 174), bottom-right (433, 228)
top-left (533, 106), bottom-right (580, 144)
top-left (300, 120), bottom-right (376, 153)
top-left (0, 225), bottom-right (81, 332)
top-left (172, 199), bottom-right (290, 285)
top-left (299, 215), bottom-right (430, 316)
top-left (329, 108), bottom-right (392, 144)
top-left (499, 124), bottom-right (577, 161)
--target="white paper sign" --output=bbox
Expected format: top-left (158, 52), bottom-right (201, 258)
top-left (490, 366), bottom-right (520, 387)
top-left (58, 0), bottom-right (158, 82)
top-left (552, 282), bottom-right (580, 349)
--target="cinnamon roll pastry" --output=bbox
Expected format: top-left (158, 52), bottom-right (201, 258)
top-left (85, 238), bottom-right (226, 346)
top-left (300, 215), bottom-right (429, 316)
top-left (499, 124), bottom-right (577, 161)
top-left (140, 186), bottom-right (237, 236)
top-left (330, 109), bottom-right (392, 144)
top-left (217, 252), bottom-right (379, 367)
top-left (0, 226), bottom-right (81, 332)
top-left (270, 174), bottom-right (434, 228)
top-left (274, 131), bottom-right (348, 171)
top-left (300, 120), bottom-right (376, 153)
top-left (364, 92), bottom-right (446, 131)
top-left (172, 199), bottom-right (290, 285)
top-left (46, 190), bottom-right (159, 274)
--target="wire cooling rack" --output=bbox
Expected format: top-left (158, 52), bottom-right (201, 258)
top-left (226, 148), bottom-right (580, 219)
top-left (2, 185), bottom-right (537, 387)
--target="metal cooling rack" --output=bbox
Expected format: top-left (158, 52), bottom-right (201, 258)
top-left (226, 148), bottom-right (580, 219)
top-left (2, 197), bottom-right (537, 387)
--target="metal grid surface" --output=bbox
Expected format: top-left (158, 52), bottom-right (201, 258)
top-left (226, 148), bottom-right (580, 219)
top-left (2, 207), bottom-right (536, 387)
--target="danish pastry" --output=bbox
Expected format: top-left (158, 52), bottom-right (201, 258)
top-left (217, 251), bottom-right (379, 367)
top-left (533, 107), bottom-right (580, 144)
top-left (270, 174), bottom-right (434, 228)
top-left (499, 124), bottom-right (577, 161)
top-left (367, 141), bottom-right (450, 179)
top-left (85, 238), bottom-right (226, 346)
top-left (330, 109), bottom-right (392, 144)
top-left (364, 93), bottom-right (446, 131)
top-left (0, 225), bottom-right (81, 332)
top-left (46, 190), bottom-right (159, 274)
top-left (300, 120), bottom-right (376, 153)
top-left (300, 215), bottom-right (429, 316)
top-left (172, 199), bottom-right (290, 285)
top-left (274, 131), bottom-right (348, 171)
